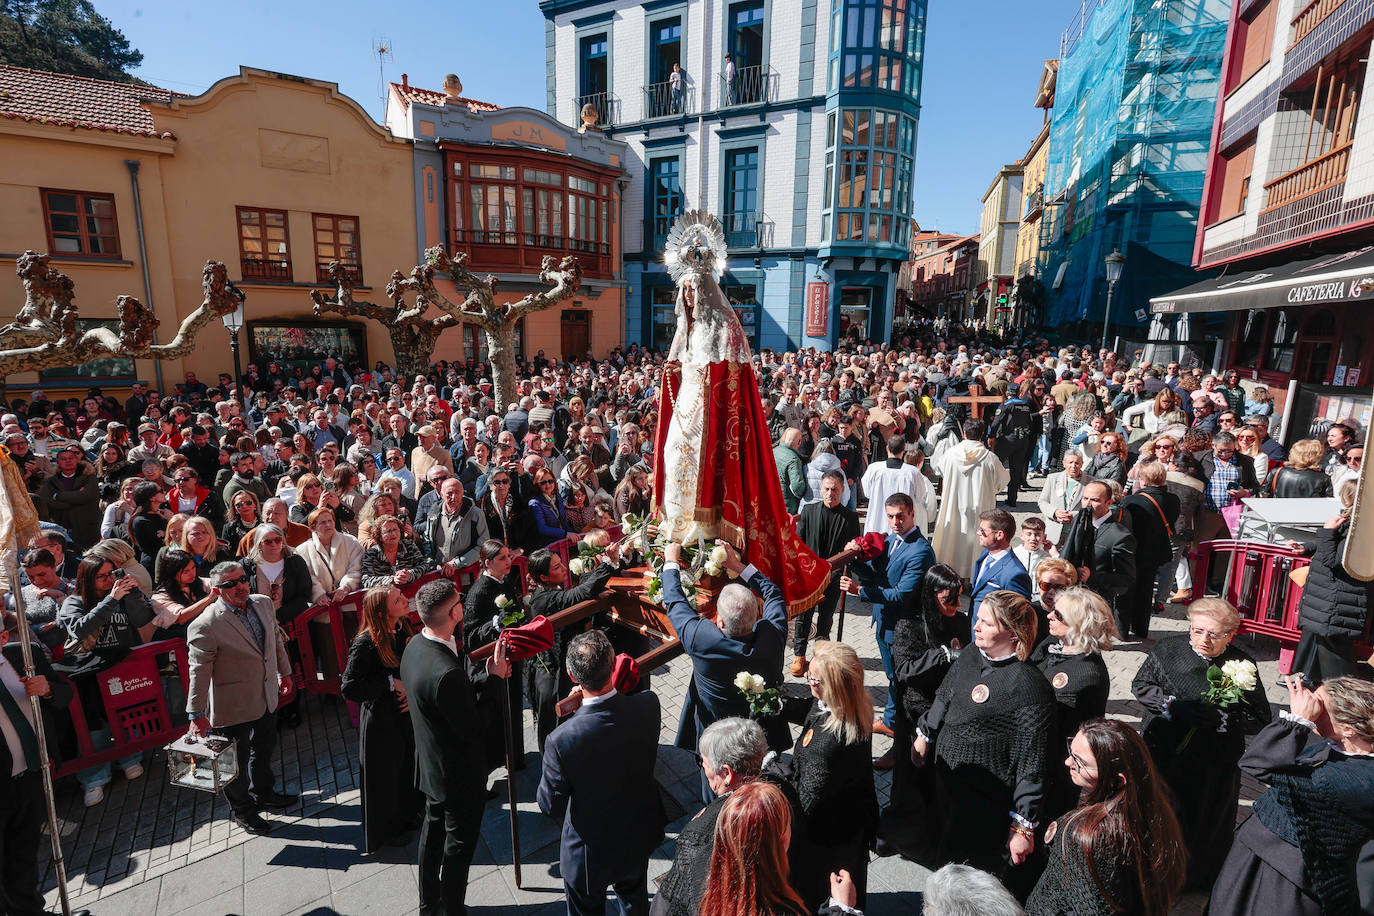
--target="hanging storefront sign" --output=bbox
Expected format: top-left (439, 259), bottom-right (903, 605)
top-left (805, 282), bottom-right (829, 337)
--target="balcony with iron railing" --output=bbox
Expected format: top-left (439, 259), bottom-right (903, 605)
top-left (721, 211), bottom-right (775, 249)
top-left (240, 257), bottom-right (291, 282)
top-left (571, 91), bottom-right (620, 129)
top-left (1262, 143), bottom-right (1351, 210)
top-left (718, 65), bottom-right (778, 110)
top-left (1023, 187), bottom-right (1045, 221)
top-left (642, 79), bottom-right (696, 120)
top-left (1291, 0), bottom-right (1346, 47)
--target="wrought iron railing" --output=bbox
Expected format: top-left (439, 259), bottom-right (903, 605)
top-left (722, 211), bottom-right (774, 249)
top-left (572, 91), bottom-right (619, 129)
top-left (316, 261), bottom-right (362, 284)
top-left (240, 257), bottom-right (291, 282)
top-left (642, 79), bottom-right (695, 119)
top-left (718, 65), bottom-right (776, 108)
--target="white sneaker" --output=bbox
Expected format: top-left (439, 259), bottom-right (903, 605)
top-left (83, 785), bottom-right (105, 807)
top-left (122, 762), bottom-right (145, 781)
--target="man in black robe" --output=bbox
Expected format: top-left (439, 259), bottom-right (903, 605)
top-left (792, 469), bottom-right (859, 675)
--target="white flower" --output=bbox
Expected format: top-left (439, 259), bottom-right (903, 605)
top-left (1221, 659), bottom-right (1258, 691)
top-left (710, 545), bottom-right (728, 566)
top-left (703, 562), bottom-right (723, 578)
top-left (568, 558), bottom-right (585, 576)
top-left (749, 677), bottom-right (767, 695)
top-left (495, 594), bottom-right (512, 609)
top-left (734, 671), bottom-right (752, 692)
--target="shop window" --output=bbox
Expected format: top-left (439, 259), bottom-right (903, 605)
top-left (42, 190), bottom-right (120, 258)
top-left (839, 286), bottom-right (872, 342)
top-left (248, 321), bottom-right (366, 371)
top-left (650, 286), bottom-right (678, 351)
top-left (723, 282), bottom-right (759, 346)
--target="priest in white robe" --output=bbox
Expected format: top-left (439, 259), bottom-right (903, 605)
top-left (860, 433), bottom-right (933, 535)
top-left (931, 419), bottom-right (1010, 580)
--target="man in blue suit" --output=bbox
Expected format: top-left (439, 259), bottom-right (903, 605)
top-left (967, 508), bottom-right (1033, 636)
top-left (538, 630), bottom-right (663, 915)
top-left (662, 538), bottom-right (790, 802)
top-left (840, 492), bottom-right (934, 749)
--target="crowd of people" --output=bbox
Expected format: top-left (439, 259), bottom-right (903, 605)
top-left (1, 323), bottom-right (1373, 916)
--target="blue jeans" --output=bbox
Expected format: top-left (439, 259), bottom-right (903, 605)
top-left (76, 727), bottom-right (145, 789)
top-left (875, 623), bottom-right (896, 727)
top-left (1030, 433), bottom-right (1052, 472)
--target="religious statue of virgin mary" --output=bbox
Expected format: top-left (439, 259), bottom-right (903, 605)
top-left (651, 210), bottom-right (829, 613)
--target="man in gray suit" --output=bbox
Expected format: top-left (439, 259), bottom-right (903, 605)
top-left (186, 560), bottom-right (296, 835)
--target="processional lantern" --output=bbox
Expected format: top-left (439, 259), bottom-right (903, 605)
top-left (165, 734), bottom-right (238, 793)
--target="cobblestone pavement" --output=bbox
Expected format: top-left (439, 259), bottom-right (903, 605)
top-left (39, 481), bottom-right (1293, 914)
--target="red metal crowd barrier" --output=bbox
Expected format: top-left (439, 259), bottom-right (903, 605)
top-left (1189, 540), bottom-right (1316, 673)
top-left (53, 639), bottom-right (191, 778)
top-left (52, 535), bottom-right (603, 777)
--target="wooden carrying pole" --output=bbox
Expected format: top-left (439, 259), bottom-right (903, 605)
top-left (0, 448), bottom-right (71, 916)
top-left (501, 677), bottom-right (523, 888)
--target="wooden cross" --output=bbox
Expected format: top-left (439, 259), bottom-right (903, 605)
top-left (947, 383), bottom-right (1005, 421)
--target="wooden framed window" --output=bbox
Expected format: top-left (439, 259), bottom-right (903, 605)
top-left (313, 213), bottom-right (362, 283)
top-left (237, 207), bottom-right (291, 281)
top-left (1228, 0), bottom-right (1276, 92)
top-left (1214, 136), bottom-right (1257, 223)
top-left (42, 190), bottom-right (120, 258)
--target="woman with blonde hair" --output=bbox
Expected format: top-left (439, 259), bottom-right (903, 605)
top-left (698, 781), bottom-right (808, 916)
top-left (915, 590), bottom-right (1055, 886)
top-left (85, 537), bottom-right (153, 595)
top-left (782, 640), bottom-right (878, 909)
top-left (158, 515), bottom-right (221, 581)
top-left (1132, 597), bottom-right (1272, 888)
top-left (1268, 438), bottom-right (1333, 498)
top-left (1031, 585), bottom-right (1115, 819)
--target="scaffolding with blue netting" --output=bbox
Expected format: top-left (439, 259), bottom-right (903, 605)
top-left (1038, 0), bottom-right (1231, 336)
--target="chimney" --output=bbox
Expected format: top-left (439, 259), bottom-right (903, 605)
top-left (401, 73), bottom-right (409, 90)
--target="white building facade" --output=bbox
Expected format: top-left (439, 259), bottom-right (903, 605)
top-left (541, 0), bottom-right (927, 350)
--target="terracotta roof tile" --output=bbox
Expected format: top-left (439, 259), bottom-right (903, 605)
top-left (0, 65), bottom-right (178, 139)
top-left (389, 80), bottom-right (498, 112)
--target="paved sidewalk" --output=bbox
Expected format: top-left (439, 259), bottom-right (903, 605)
top-left (39, 482), bottom-right (1293, 915)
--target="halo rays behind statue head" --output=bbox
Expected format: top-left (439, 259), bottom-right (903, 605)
top-left (665, 209), bottom-right (728, 282)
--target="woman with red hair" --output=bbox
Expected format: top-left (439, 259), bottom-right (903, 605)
top-left (698, 781), bottom-right (807, 916)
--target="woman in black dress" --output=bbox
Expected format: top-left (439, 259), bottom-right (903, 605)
top-left (783, 640), bottom-right (878, 911)
top-left (479, 468), bottom-right (534, 552)
top-left (1026, 719), bottom-right (1185, 916)
top-left (879, 563), bottom-right (966, 860)
top-left (698, 781), bottom-right (809, 916)
top-left (340, 584), bottom-right (422, 852)
top-left (1131, 597), bottom-right (1272, 889)
top-left (1030, 585), bottom-right (1114, 821)
top-left (914, 590), bottom-right (1055, 885)
top-left (1211, 675), bottom-right (1374, 916)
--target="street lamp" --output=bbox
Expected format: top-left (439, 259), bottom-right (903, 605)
top-left (1101, 247), bottom-right (1126, 352)
top-left (221, 302), bottom-right (248, 423)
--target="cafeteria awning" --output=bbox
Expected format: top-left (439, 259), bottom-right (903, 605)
top-left (1150, 245), bottom-right (1374, 315)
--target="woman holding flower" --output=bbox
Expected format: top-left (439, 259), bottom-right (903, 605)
top-left (1131, 597), bottom-right (1272, 888)
top-left (1210, 676), bottom-right (1374, 916)
top-left (780, 641), bottom-right (878, 911)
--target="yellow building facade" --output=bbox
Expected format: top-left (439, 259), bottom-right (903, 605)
top-left (0, 65), bottom-right (418, 398)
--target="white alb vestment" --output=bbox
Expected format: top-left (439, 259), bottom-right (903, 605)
top-left (931, 440), bottom-right (1010, 580)
top-left (860, 458), bottom-right (934, 536)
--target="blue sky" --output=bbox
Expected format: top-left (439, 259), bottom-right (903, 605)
top-left (102, 0), bottom-right (1071, 236)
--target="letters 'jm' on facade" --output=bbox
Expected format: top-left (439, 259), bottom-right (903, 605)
top-left (1159, 0), bottom-right (1374, 393)
top-left (0, 65), bottom-right (416, 395)
top-left (385, 73), bottom-right (629, 363)
top-left (541, 0), bottom-right (927, 351)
